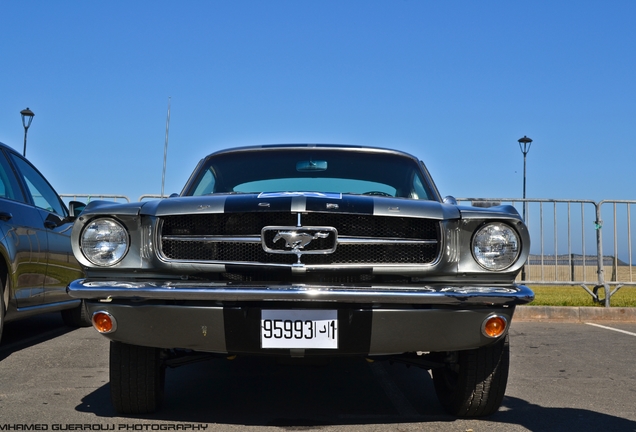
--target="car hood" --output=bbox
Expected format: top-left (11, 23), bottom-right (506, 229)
top-left (137, 192), bottom-right (462, 220)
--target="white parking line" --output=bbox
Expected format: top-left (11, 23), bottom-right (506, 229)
top-left (586, 322), bottom-right (636, 336)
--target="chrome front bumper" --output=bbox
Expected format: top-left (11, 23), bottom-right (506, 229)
top-left (69, 280), bottom-right (533, 355)
top-left (68, 279), bottom-right (534, 306)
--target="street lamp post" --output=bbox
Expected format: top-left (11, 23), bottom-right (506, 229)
top-left (517, 135), bottom-right (533, 221)
top-left (20, 108), bottom-right (35, 157)
top-left (518, 135), bottom-right (532, 282)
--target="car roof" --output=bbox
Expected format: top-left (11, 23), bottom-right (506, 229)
top-left (203, 144), bottom-right (421, 162)
top-left (0, 141), bottom-right (19, 154)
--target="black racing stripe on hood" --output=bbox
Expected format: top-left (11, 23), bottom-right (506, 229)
top-left (224, 194), bottom-right (293, 213)
top-left (305, 195), bottom-right (374, 214)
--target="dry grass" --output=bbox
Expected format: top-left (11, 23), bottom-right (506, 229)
top-left (527, 285), bottom-right (636, 307)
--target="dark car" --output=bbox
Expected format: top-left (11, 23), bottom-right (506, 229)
top-left (67, 144), bottom-right (534, 417)
top-left (0, 141), bottom-right (89, 342)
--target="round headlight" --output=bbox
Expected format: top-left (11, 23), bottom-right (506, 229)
top-left (472, 222), bottom-right (520, 270)
top-left (81, 218), bottom-right (129, 266)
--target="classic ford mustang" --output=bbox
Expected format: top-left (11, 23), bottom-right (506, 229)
top-left (67, 144), bottom-right (533, 416)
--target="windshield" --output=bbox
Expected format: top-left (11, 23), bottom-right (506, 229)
top-left (184, 148), bottom-right (437, 200)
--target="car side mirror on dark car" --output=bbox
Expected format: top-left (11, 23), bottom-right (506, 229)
top-left (443, 196), bottom-right (458, 205)
top-left (68, 201), bottom-right (87, 219)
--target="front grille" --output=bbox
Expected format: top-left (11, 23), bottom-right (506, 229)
top-left (162, 240), bottom-right (297, 264)
top-left (162, 212), bottom-right (295, 236)
top-left (159, 212), bottom-right (441, 265)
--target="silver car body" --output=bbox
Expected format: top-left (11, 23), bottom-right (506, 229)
top-left (0, 141), bottom-right (87, 341)
top-left (68, 144), bottom-right (533, 355)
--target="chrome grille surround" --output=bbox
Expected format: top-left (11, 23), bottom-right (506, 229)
top-left (158, 212), bottom-right (441, 266)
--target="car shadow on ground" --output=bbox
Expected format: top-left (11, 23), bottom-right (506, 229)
top-left (0, 312), bottom-right (75, 361)
top-left (493, 396), bottom-right (636, 431)
top-left (75, 356), bottom-right (636, 430)
top-left (76, 356), bottom-right (449, 423)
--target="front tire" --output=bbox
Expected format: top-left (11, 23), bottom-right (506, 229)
top-left (432, 334), bottom-right (509, 418)
top-left (110, 341), bottom-right (166, 414)
top-left (61, 300), bottom-right (92, 328)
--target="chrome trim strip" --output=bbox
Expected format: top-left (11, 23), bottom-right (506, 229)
top-left (337, 236), bottom-right (438, 245)
top-left (10, 299), bottom-right (82, 322)
top-left (161, 235), bottom-right (437, 245)
top-left (15, 299), bottom-right (81, 314)
top-left (68, 280), bottom-right (534, 306)
top-left (162, 235), bottom-right (262, 243)
top-left (148, 259), bottom-right (438, 270)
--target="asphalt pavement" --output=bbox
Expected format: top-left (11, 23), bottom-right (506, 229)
top-left (0, 312), bottom-right (635, 431)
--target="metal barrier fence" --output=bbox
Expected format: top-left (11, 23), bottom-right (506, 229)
top-left (460, 198), bottom-right (636, 307)
top-left (138, 194), bottom-right (164, 201)
top-left (60, 194), bottom-right (131, 204)
top-left (62, 193), bottom-right (635, 306)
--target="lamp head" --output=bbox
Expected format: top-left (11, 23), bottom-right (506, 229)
top-left (20, 108), bottom-right (34, 129)
top-left (517, 135), bottom-right (532, 154)
top-left (517, 136), bottom-right (532, 145)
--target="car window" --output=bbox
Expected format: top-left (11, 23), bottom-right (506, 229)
top-left (186, 149), bottom-right (435, 200)
top-left (9, 154), bottom-right (67, 216)
top-left (412, 174), bottom-right (429, 200)
top-left (234, 178), bottom-right (396, 196)
top-left (0, 150), bottom-right (25, 202)
top-left (192, 169), bottom-right (216, 195)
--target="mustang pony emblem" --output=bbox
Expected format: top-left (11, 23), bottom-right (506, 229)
top-left (273, 231), bottom-right (330, 251)
top-left (261, 226), bottom-right (338, 260)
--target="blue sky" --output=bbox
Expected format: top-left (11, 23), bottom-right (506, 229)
top-left (1, 1), bottom-right (635, 203)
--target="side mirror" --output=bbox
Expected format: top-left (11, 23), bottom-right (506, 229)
top-left (68, 201), bottom-right (87, 218)
top-left (443, 196), bottom-right (458, 205)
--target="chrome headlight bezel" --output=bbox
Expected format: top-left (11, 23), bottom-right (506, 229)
top-left (80, 217), bottom-right (130, 266)
top-left (471, 222), bottom-right (521, 271)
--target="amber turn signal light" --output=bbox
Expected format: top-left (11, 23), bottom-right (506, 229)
top-left (92, 311), bottom-right (117, 334)
top-left (482, 315), bottom-right (508, 338)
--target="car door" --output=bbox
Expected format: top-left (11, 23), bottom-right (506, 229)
top-left (0, 148), bottom-right (48, 309)
top-left (8, 152), bottom-right (82, 305)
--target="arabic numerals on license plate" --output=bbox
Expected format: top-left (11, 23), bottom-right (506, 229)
top-left (261, 310), bottom-right (338, 349)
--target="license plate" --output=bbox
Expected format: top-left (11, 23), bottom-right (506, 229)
top-left (261, 309), bottom-right (338, 349)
